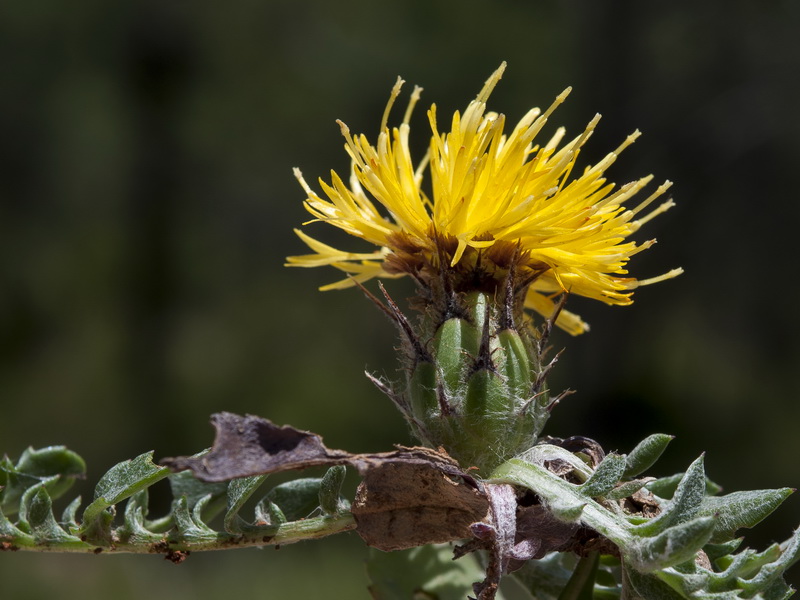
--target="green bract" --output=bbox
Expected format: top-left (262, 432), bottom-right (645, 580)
top-left (383, 286), bottom-right (552, 474)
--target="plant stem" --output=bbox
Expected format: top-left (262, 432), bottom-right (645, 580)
top-left (1, 512), bottom-right (356, 555)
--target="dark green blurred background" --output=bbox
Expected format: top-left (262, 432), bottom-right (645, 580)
top-left (2, 0), bottom-right (799, 597)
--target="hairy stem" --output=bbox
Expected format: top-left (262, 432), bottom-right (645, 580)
top-left (2, 512), bottom-right (356, 555)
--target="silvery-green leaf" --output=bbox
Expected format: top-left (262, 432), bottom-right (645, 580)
top-left (81, 451), bottom-right (169, 528)
top-left (647, 473), bottom-right (722, 500)
top-left (61, 496), bottom-right (82, 529)
top-left (169, 469), bottom-right (228, 524)
top-left (264, 477), bottom-right (325, 521)
top-left (697, 489), bottom-right (793, 543)
top-left (633, 456), bottom-right (706, 535)
top-left (223, 474), bottom-right (267, 533)
top-left (117, 490), bottom-right (161, 544)
top-left (624, 565), bottom-right (687, 599)
top-left (318, 465), bottom-right (347, 516)
top-left (0, 506), bottom-right (31, 543)
top-left (632, 516), bottom-right (716, 571)
top-left (579, 453), bottom-right (627, 498)
top-left (173, 496), bottom-right (217, 542)
top-left (606, 480), bottom-right (648, 500)
top-left (27, 486), bottom-right (85, 547)
top-left (624, 435), bottom-right (673, 479)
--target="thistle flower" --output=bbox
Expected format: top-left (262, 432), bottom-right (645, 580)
top-left (287, 62), bottom-right (681, 335)
top-left (287, 64), bottom-right (682, 471)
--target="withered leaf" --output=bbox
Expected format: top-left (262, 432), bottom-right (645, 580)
top-left (511, 504), bottom-right (579, 566)
top-left (161, 412), bottom-right (489, 551)
top-left (162, 412), bottom-right (476, 482)
top-left (161, 412), bottom-right (351, 480)
top-left (352, 461), bottom-right (489, 551)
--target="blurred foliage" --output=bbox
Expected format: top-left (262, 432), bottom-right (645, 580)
top-left (1, 0), bottom-right (799, 597)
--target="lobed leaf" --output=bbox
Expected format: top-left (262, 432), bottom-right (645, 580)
top-left (172, 496), bottom-right (218, 542)
top-left (61, 496), bottom-right (82, 529)
top-left (254, 500), bottom-right (287, 526)
top-left (735, 528), bottom-right (800, 595)
top-left (647, 473), bottom-right (723, 500)
top-left (632, 516), bottom-right (717, 571)
top-left (624, 435), bottom-right (673, 479)
top-left (26, 486), bottom-right (85, 547)
top-left (624, 566), bottom-right (688, 600)
top-left (81, 451), bottom-right (169, 528)
top-left (579, 453), bottom-right (627, 498)
top-left (0, 446), bottom-right (85, 516)
top-left (117, 489), bottom-right (163, 544)
top-left (223, 474), bottom-right (268, 533)
top-left (168, 469), bottom-right (228, 525)
top-left (17, 475), bottom-right (59, 533)
top-left (0, 506), bottom-right (33, 545)
top-left (645, 529), bottom-right (800, 599)
top-left (697, 488), bottom-right (794, 543)
top-left (14, 447), bottom-right (86, 501)
top-left (319, 465), bottom-right (347, 516)
top-left (607, 479), bottom-right (648, 500)
top-left (703, 539), bottom-right (744, 562)
top-left (261, 478), bottom-right (323, 522)
top-left (632, 455), bottom-right (707, 536)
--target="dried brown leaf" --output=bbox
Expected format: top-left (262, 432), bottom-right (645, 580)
top-left (352, 461), bottom-right (489, 551)
top-left (162, 412), bottom-right (476, 481)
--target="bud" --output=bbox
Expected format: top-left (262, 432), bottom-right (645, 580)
top-left (378, 256), bottom-right (555, 474)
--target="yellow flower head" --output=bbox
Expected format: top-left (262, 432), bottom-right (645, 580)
top-left (287, 63), bottom-right (681, 334)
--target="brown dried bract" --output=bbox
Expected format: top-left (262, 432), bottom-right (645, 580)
top-left (352, 461), bottom-right (489, 551)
